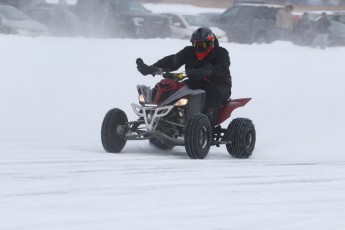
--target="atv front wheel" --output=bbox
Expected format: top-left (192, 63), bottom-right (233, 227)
top-left (226, 118), bottom-right (255, 159)
top-left (101, 108), bottom-right (128, 153)
top-left (185, 113), bottom-right (212, 159)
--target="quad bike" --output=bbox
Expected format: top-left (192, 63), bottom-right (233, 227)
top-left (101, 61), bottom-right (256, 159)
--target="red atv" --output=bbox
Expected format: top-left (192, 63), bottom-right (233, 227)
top-left (101, 65), bottom-right (256, 159)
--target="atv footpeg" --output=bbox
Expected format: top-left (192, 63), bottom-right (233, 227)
top-left (212, 125), bottom-right (232, 146)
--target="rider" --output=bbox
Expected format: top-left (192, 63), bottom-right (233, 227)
top-left (136, 27), bottom-right (232, 128)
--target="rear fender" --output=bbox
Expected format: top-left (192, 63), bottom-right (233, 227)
top-left (216, 98), bottom-right (251, 125)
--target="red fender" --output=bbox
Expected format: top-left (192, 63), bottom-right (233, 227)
top-left (216, 98), bottom-right (252, 125)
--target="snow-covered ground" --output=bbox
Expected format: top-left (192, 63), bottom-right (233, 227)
top-left (1, 4), bottom-right (345, 230)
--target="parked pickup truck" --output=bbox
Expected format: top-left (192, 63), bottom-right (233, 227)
top-left (210, 2), bottom-right (282, 44)
top-left (73, 0), bottom-right (171, 38)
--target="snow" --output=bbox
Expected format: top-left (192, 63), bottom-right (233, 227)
top-left (1, 4), bottom-right (345, 230)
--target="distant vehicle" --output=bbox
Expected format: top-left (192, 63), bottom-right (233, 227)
top-left (24, 5), bottom-right (94, 37)
top-left (331, 12), bottom-right (345, 24)
top-left (160, 12), bottom-right (228, 42)
top-left (327, 21), bottom-right (345, 46)
top-left (0, 4), bottom-right (49, 36)
top-left (210, 2), bottom-right (282, 44)
top-left (0, 0), bottom-right (47, 9)
top-left (73, 0), bottom-right (170, 38)
top-left (307, 11), bottom-right (345, 24)
top-left (199, 12), bottom-right (222, 22)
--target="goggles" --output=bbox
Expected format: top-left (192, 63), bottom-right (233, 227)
top-left (192, 42), bottom-right (209, 49)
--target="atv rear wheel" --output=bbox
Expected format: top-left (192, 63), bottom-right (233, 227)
top-left (226, 118), bottom-right (255, 159)
top-left (101, 108), bottom-right (128, 153)
top-left (149, 138), bottom-right (174, 150)
top-left (185, 113), bottom-right (212, 159)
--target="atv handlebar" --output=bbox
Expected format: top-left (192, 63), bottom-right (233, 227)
top-left (162, 72), bottom-right (187, 81)
top-left (136, 58), bottom-right (187, 81)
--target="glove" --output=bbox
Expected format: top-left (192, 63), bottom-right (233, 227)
top-left (186, 63), bottom-right (212, 80)
top-left (136, 58), bottom-right (156, 76)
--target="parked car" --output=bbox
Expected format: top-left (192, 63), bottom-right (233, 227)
top-left (0, 0), bottom-right (46, 9)
top-left (199, 12), bottom-right (222, 22)
top-left (328, 20), bottom-right (345, 46)
top-left (331, 12), bottom-right (345, 24)
top-left (160, 12), bottom-right (228, 42)
top-left (307, 11), bottom-right (345, 24)
top-left (24, 5), bottom-right (94, 37)
top-left (210, 2), bottom-right (282, 44)
top-left (0, 4), bottom-right (49, 36)
top-left (73, 0), bottom-right (170, 38)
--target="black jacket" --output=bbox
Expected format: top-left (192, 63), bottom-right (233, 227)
top-left (153, 39), bottom-right (232, 88)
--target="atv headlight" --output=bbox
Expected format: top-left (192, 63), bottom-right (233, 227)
top-left (139, 94), bottom-right (145, 103)
top-left (174, 98), bottom-right (188, 107)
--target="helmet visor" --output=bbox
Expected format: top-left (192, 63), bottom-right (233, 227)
top-left (192, 41), bottom-right (210, 52)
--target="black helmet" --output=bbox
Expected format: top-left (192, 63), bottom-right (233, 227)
top-left (190, 27), bottom-right (215, 60)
